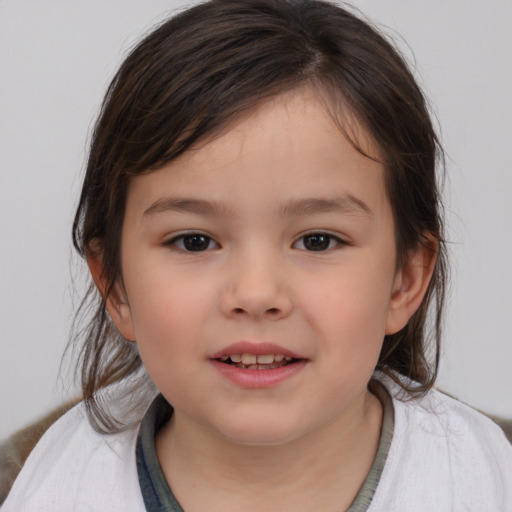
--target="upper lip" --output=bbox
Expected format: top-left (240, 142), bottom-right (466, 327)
top-left (210, 341), bottom-right (303, 360)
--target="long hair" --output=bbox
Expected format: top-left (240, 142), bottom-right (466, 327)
top-left (72, 0), bottom-right (447, 433)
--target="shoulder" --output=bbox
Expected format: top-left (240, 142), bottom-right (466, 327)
top-left (2, 401), bottom-right (147, 512)
top-left (370, 377), bottom-right (512, 511)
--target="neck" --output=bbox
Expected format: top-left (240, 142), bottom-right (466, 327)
top-left (156, 390), bottom-right (383, 512)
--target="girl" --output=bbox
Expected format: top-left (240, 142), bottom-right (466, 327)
top-left (3, 1), bottom-right (511, 510)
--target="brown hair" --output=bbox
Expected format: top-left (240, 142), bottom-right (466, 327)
top-left (72, 0), bottom-right (447, 433)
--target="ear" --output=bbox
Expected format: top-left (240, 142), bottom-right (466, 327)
top-left (86, 242), bottom-right (136, 342)
top-left (386, 236), bottom-right (438, 335)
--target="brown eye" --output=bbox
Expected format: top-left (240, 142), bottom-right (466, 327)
top-left (169, 234), bottom-right (218, 252)
top-left (303, 234), bottom-right (331, 251)
top-left (182, 235), bottom-right (212, 251)
top-left (293, 233), bottom-right (344, 252)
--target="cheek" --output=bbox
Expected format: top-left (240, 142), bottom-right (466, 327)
top-left (127, 281), bottom-right (212, 402)
top-left (302, 264), bottom-right (394, 359)
top-left (124, 254), bottom-right (212, 330)
top-left (303, 279), bottom-right (390, 406)
top-left (122, 263), bottom-right (216, 375)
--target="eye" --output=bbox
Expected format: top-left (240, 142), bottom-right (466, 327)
top-left (168, 233), bottom-right (219, 252)
top-left (294, 233), bottom-right (344, 251)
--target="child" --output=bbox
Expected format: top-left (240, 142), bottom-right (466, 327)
top-left (3, 0), bottom-right (511, 510)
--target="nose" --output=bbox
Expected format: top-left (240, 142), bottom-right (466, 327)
top-left (219, 253), bottom-right (293, 321)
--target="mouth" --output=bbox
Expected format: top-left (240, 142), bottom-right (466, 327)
top-left (215, 353), bottom-right (299, 370)
top-left (210, 344), bottom-right (307, 387)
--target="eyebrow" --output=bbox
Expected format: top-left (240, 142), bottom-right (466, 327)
top-left (143, 194), bottom-right (373, 218)
top-left (279, 195), bottom-right (373, 217)
top-left (143, 197), bottom-right (235, 217)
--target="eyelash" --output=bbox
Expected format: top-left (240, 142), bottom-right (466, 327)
top-left (166, 233), bottom-right (219, 252)
top-left (165, 232), bottom-right (347, 253)
top-left (293, 233), bottom-right (347, 252)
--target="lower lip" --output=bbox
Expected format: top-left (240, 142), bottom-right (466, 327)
top-left (210, 359), bottom-right (307, 388)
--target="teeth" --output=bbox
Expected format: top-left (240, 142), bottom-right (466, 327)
top-left (222, 353), bottom-right (295, 365)
top-left (241, 353), bottom-right (257, 365)
top-left (256, 354), bottom-right (274, 364)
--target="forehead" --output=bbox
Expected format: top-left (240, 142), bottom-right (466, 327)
top-left (125, 88), bottom-right (388, 218)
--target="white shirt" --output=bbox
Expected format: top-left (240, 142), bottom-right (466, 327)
top-left (3, 379), bottom-right (512, 511)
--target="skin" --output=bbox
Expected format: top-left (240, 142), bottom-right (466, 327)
top-left (90, 87), bottom-right (435, 511)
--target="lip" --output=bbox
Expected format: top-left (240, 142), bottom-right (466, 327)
top-left (210, 341), bottom-right (302, 360)
top-left (210, 359), bottom-right (307, 388)
top-left (209, 341), bottom-right (307, 388)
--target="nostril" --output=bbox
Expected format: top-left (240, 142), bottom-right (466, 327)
top-left (231, 306), bottom-right (281, 316)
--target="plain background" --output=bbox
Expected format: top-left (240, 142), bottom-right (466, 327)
top-left (1, 0), bottom-right (511, 439)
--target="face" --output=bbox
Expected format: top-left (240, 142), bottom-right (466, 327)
top-left (114, 88), bottom-right (402, 446)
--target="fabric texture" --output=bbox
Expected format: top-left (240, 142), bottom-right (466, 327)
top-left (0, 398), bottom-right (80, 504)
top-left (2, 377), bottom-right (512, 511)
top-left (136, 397), bottom-right (180, 512)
